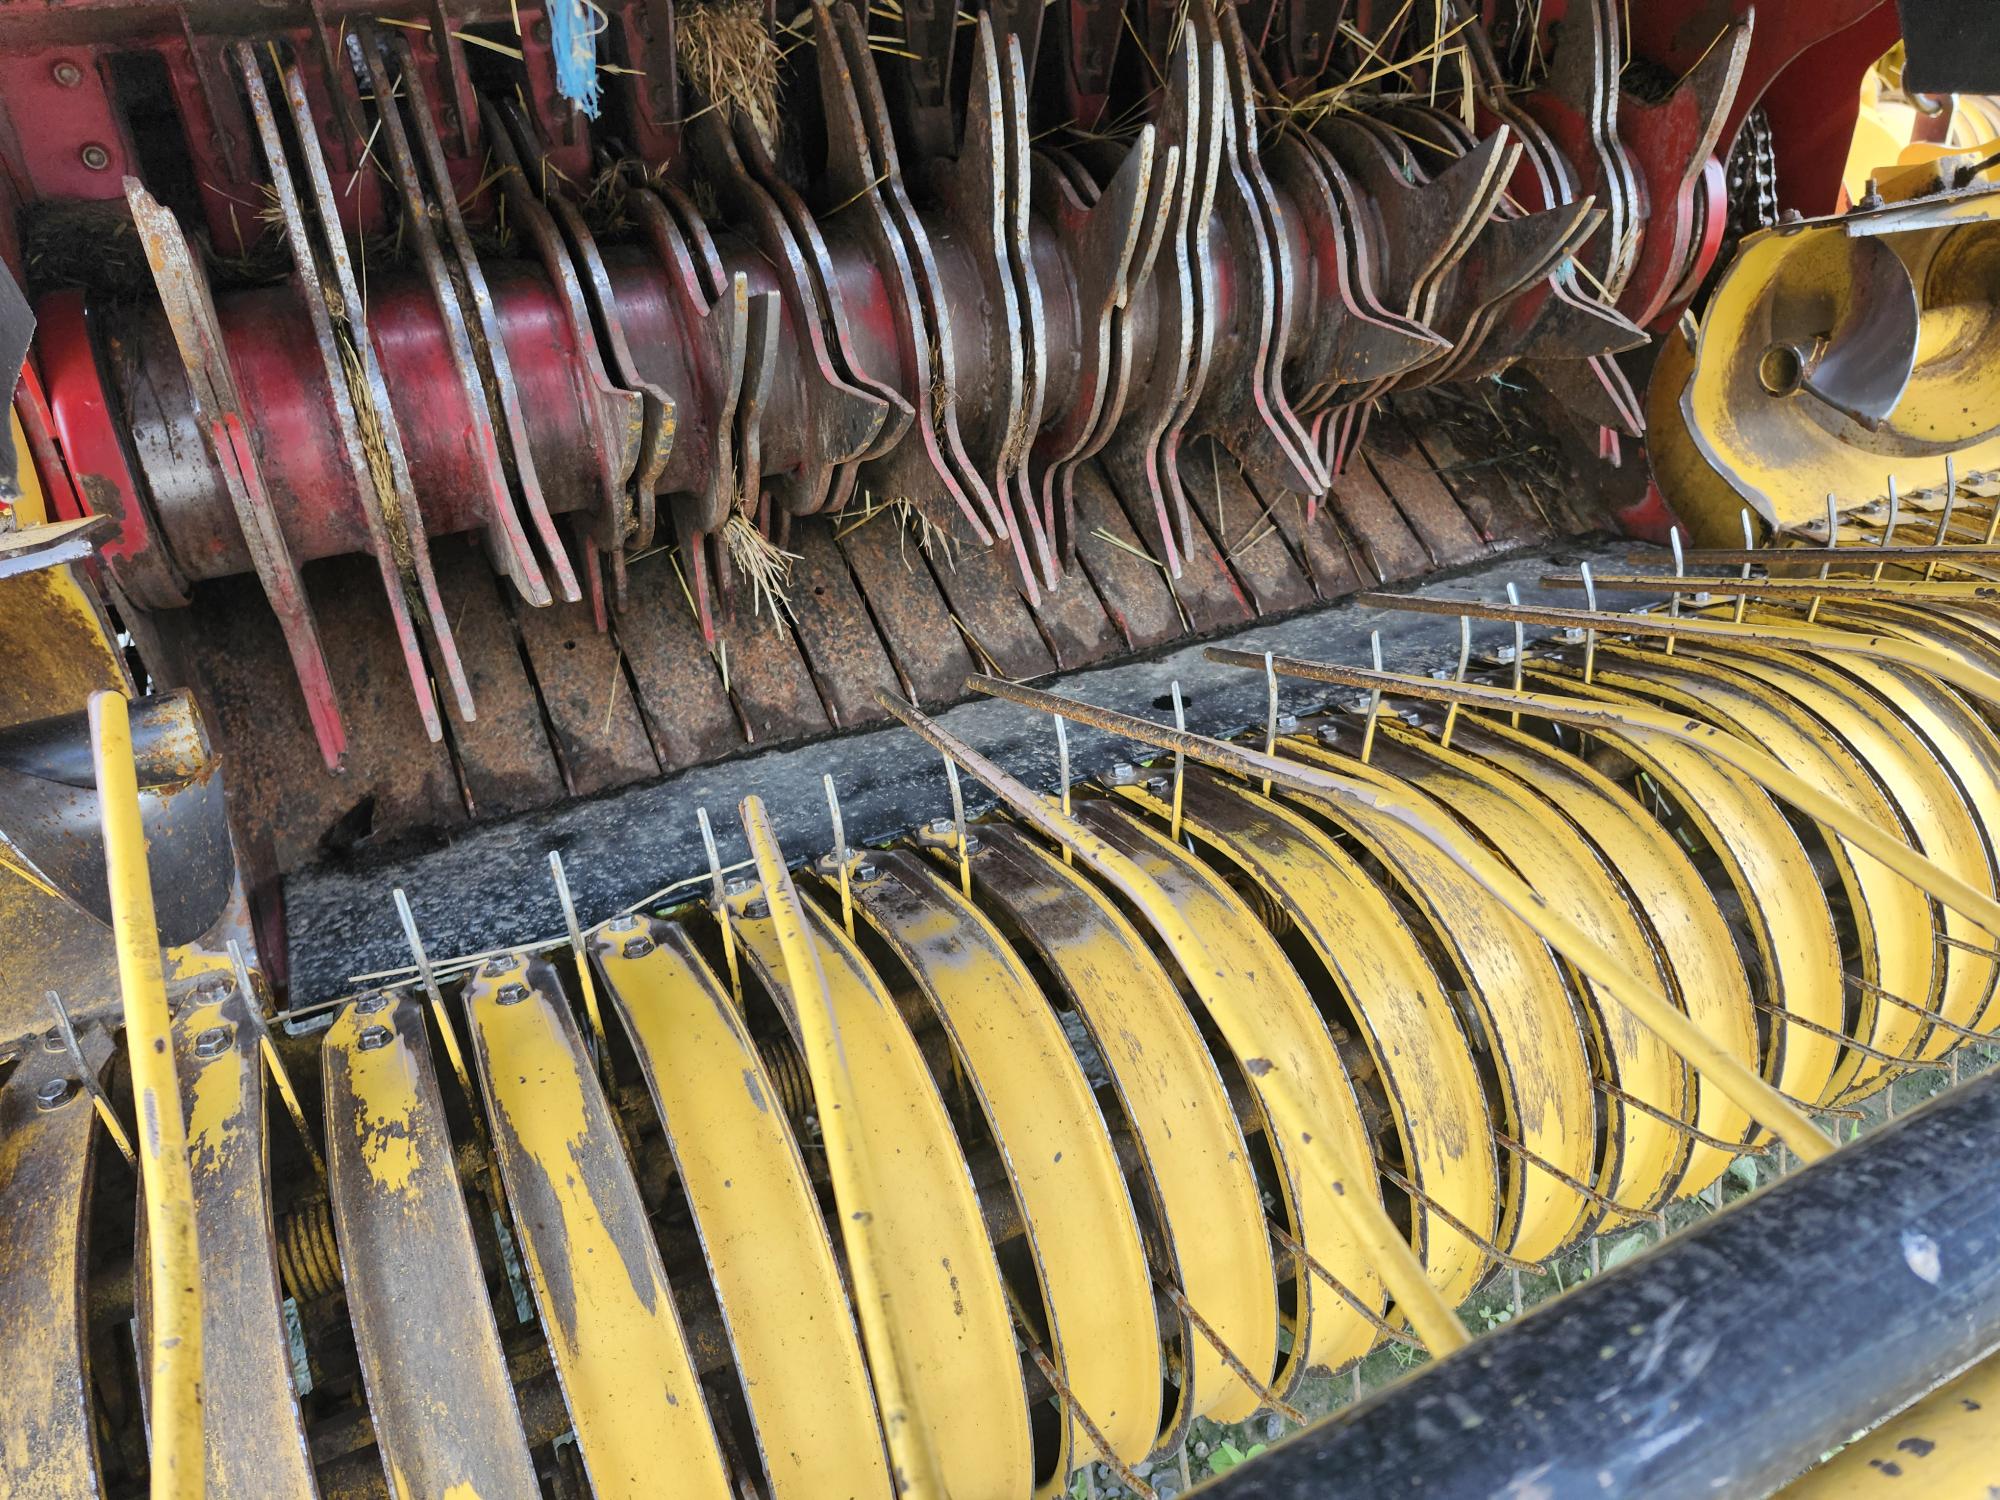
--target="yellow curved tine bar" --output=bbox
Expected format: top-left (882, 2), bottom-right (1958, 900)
top-left (464, 955), bottom-right (734, 1500)
top-left (844, 847), bottom-right (1159, 1487)
top-left (594, 918), bottom-right (893, 1500)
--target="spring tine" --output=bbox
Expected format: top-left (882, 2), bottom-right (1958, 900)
top-left (698, 808), bottom-right (743, 1003)
top-left (1019, 1338), bottom-right (1158, 1500)
top-left (1377, 1163), bottom-right (1539, 1273)
top-left (1361, 630), bottom-right (1385, 763)
top-left (1505, 582), bottom-right (1525, 723)
top-left (1266, 1221), bottom-right (1423, 1353)
top-left (1169, 680), bottom-right (1187, 842)
top-left (1440, 615), bottom-right (1472, 747)
top-left (1541, 571), bottom-right (2000, 604)
top-left (1753, 1000), bottom-right (1923, 1070)
top-left (1845, 971), bottom-right (1994, 1046)
top-left (1053, 715), bottom-right (1074, 865)
top-left (1808, 493), bottom-right (1836, 623)
top-left (548, 852), bottom-right (613, 1083)
top-left (1874, 477), bottom-right (1900, 581)
top-left (1734, 507), bottom-right (1755, 623)
top-left (1666, 527), bottom-right (1684, 656)
top-left (945, 753), bottom-right (973, 898)
top-left (1261, 651), bottom-right (1279, 795)
top-left (1593, 1078), bottom-right (1753, 1155)
top-left (1929, 457), bottom-right (1958, 581)
top-left (824, 774), bottom-right (856, 937)
top-left (224, 941), bottom-right (327, 1185)
top-left (43, 990), bottom-right (136, 1168)
top-left (1156, 1279), bottom-right (1306, 1425)
top-left (1579, 563), bottom-right (1599, 684)
top-left (1492, 1130), bottom-right (1665, 1226)
top-left (1937, 930), bottom-right (2000, 963)
top-left (391, 887), bottom-right (484, 1123)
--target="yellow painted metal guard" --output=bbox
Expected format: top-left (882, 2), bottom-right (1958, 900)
top-left (90, 689), bottom-right (205, 1500)
top-left (465, 957), bottom-right (733, 1500)
top-left (847, 848), bottom-right (1159, 1485)
top-left (596, 921), bottom-right (893, 1500)
top-left (737, 796), bottom-right (1019, 1500)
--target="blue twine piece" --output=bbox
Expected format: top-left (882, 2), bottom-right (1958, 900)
top-left (548, 0), bottom-right (602, 118)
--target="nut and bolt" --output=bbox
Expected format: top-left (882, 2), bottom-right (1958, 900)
top-left (1145, 775), bottom-right (1170, 796)
top-left (354, 991), bottom-right (391, 1015)
top-left (195, 973), bottom-right (235, 998)
top-left (1276, 712), bottom-right (1300, 733)
top-left (1316, 724), bottom-right (1341, 746)
top-left (621, 936), bottom-right (655, 958)
top-left (36, 1077), bottom-right (76, 1110)
top-left (482, 957), bottom-right (515, 977)
top-left (51, 60), bottom-right (84, 87)
top-left (603, 914), bottom-right (641, 934)
top-left (356, 1025), bottom-right (393, 1052)
top-left (79, 143), bottom-right (111, 171)
top-left (495, 983), bottom-right (531, 1006)
top-left (1107, 762), bottom-right (1139, 786)
top-left (925, 818), bottom-right (954, 838)
top-left (193, 1026), bottom-right (232, 1059)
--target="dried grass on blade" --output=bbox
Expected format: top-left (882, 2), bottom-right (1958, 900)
top-left (724, 512), bottom-right (802, 623)
top-left (677, 0), bottom-right (783, 151)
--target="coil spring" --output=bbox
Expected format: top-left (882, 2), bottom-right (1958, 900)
top-left (757, 1035), bottom-right (816, 1126)
top-left (277, 1197), bottom-right (343, 1302)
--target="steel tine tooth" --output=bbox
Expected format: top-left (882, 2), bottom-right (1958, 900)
top-left (698, 807), bottom-right (743, 1002)
top-left (1874, 476), bottom-right (1899, 581)
top-left (1361, 630), bottom-right (1385, 763)
top-left (1053, 714), bottom-right (1074, 865)
top-left (548, 852), bottom-right (613, 1083)
top-left (1169, 680), bottom-right (1187, 842)
top-left (1505, 582), bottom-right (1525, 724)
top-left (45, 990), bottom-right (136, 1168)
top-left (1261, 650), bottom-right (1278, 795)
top-left (1734, 507), bottom-right (1755, 622)
top-left (225, 940), bottom-right (327, 1185)
top-left (1579, 561), bottom-right (1599, 684)
top-left (1441, 615), bottom-right (1472, 747)
top-left (1666, 527), bottom-right (1684, 655)
top-left (1808, 493), bottom-right (1837, 622)
top-left (1931, 456), bottom-right (1959, 580)
top-left (824, 773), bottom-right (856, 937)
top-left (945, 753), bottom-right (973, 898)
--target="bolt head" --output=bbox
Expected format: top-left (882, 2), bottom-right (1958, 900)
top-left (52, 60), bottom-right (83, 87)
top-left (79, 142), bottom-right (110, 171)
top-left (1107, 762), bottom-right (1138, 786)
top-left (193, 1026), bottom-right (231, 1059)
top-left (925, 818), bottom-right (953, 837)
top-left (742, 898), bottom-right (770, 920)
top-left (1276, 712), bottom-right (1300, 733)
top-left (195, 973), bottom-right (234, 999)
top-left (724, 877), bottom-right (757, 900)
top-left (1316, 724), bottom-right (1341, 746)
top-left (495, 983), bottom-right (530, 1005)
top-left (853, 861), bottom-right (878, 881)
top-left (481, 957), bottom-right (514, 977)
top-left (42, 1028), bottom-right (65, 1053)
top-left (35, 1077), bottom-right (75, 1110)
top-left (621, 936), bottom-right (655, 958)
top-left (354, 990), bottom-right (390, 1015)
top-left (603, 913), bottom-right (640, 933)
top-left (356, 1025), bottom-right (393, 1052)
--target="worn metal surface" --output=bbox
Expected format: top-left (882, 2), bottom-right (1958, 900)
top-left (594, 919), bottom-right (892, 1500)
top-left (465, 955), bottom-right (731, 1500)
top-left (0, 1021), bottom-right (113, 1499)
top-left (322, 991), bottom-right (538, 1499)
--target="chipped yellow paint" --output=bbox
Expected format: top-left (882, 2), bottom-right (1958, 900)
top-left (325, 1004), bottom-right (426, 1194)
top-left (180, 1000), bottom-right (245, 1168)
top-left (465, 958), bottom-right (732, 1500)
top-left (732, 859), bottom-right (1031, 1500)
top-left (598, 922), bottom-right (892, 1500)
top-left (969, 824), bottom-right (1274, 1438)
top-left (1285, 737), bottom-right (1599, 1258)
top-left (848, 847), bottom-right (1159, 1488)
top-left (1118, 770), bottom-right (1500, 1300)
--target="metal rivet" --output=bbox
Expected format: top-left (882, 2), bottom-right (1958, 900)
top-left (36, 1077), bottom-right (76, 1110)
top-left (354, 990), bottom-right (390, 1014)
top-left (193, 1026), bottom-right (231, 1059)
top-left (622, 936), bottom-right (655, 958)
top-left (42, 1027), bottom-right (65, 1053)
top-left (495, 983), bottom-right (530, 1005)
top-left (481, 957), bottom-right (514, 977)
top-left (79, 143), bottom-right (110, 171)
top-left (52, 61), bottom-right (83, 87)
top-left (356, 1025), bottom-right (393, 1051)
